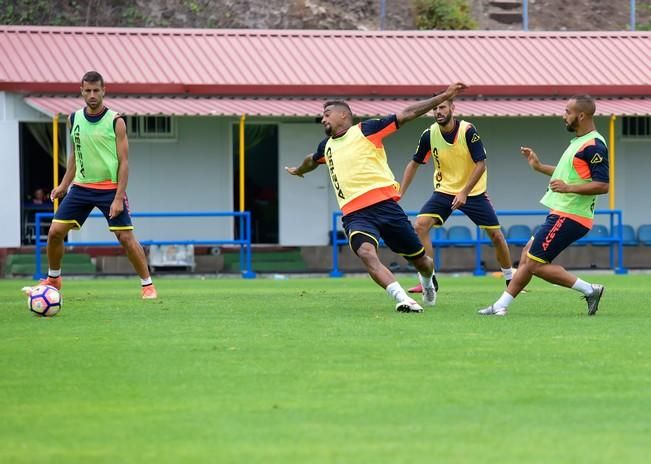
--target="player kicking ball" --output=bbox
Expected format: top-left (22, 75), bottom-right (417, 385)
top-left (286, 83), bottom-right (467, 312)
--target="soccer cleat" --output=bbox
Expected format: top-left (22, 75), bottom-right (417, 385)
top-left (408, 275), bottom-right (439, 294)
top-left (477, 305), bottom-right (508, 316)
top-left (584, 284), bottom-right (604, 316)
top-left (395, 298), bottom-right (424, 313)
top-left (39, 276), bottom-right (62, 290)
top-left (422, 285), bottom-right (437, 306)
top-left (141, 284), bottom-right (158, 299)
top-left (408, 283), bottom-right (423, 294)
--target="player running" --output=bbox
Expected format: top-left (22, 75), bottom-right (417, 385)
top-left (478, 95), bottom-right (608, 316)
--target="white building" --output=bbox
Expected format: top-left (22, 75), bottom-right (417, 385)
top-left (1, 27), bottom-right (649, 253)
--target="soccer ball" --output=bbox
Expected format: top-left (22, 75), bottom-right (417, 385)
top-left (28, 285), bottom-right (62, 317)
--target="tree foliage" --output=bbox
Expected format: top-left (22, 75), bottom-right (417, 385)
top-left (412, 0), bottom-right (477, 30)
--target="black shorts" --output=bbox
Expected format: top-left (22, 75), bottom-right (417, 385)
top-left (53, 185), bottom-right (133, 231)
top-left (528, 214), bottom-right (589, 263)
top-left (342, 200), bottom-right (424, 258)
top-left (417, 192), bottom-right (500, 229)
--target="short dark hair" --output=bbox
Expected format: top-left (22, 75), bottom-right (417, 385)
top-left (570, 94), bottom-right (596, 116)
top-left (323, 100), bottom-right (352, 116)
top-left (81, 71), bottom-right (104, 87)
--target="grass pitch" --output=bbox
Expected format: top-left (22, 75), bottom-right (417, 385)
top-left (1, 274), bottom-right (650, 463)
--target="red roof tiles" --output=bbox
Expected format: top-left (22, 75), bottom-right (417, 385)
top-left (24, 96), bottom-right (651, 118)
top-left (2, 26), bottom-right (650, 97)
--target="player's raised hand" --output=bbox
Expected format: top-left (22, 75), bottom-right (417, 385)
top-left (520, 146), bottom-right (541, 171)
top-left (445, 82), bottom-right (467, 98)
top-left (284, 166), bottom-right (304, 177)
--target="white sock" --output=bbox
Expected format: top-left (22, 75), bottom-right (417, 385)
top-left (386, 281), bottom-right (409, 303)
top-left (571, 278), bottom-right (593, 296)
top-left (501, 267), bottom-right (514, 281)
top-left (494, 291), bottom-right (514, 309)
top-left (418, 270), bottom-right (435, 290)
top-left (48, 269), bottom-right (61, 277)
top-left (141, 277), bottom-right (153, 286)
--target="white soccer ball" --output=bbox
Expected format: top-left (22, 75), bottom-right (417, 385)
top-left (28, 285), bottom-right (62, 317)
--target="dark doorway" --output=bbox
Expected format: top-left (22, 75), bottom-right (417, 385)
top-left (232, 124), bottom-right (279, 244)
top-left (19, 122), bottom-right (66, 244)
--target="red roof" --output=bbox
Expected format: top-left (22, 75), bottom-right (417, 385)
top-left (2, 26), bottom-right (650, 97)
top-left (24, 95), bottom-right (651, 118)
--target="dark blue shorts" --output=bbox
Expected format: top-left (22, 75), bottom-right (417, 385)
top-left (53, 185), bottom-right (133, 231)
top-left (417, 192), bottom-right (500, 229)
top-left (528, 214), bottom-right (589, 263)
top-left (342, 200), bottom-right (424, 258)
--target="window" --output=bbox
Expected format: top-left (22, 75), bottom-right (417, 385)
top-left (128, 116), bottom-right (176, 140)
top-left (622, 116), bottom-right (650, 138)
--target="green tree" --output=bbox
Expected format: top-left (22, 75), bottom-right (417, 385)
top-left (413, 0), bottom-right (477, 30)
top-left (637, 4), bottom-right (651, 30)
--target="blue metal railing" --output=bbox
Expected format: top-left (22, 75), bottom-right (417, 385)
top-left (34, 211), bottom-right (255, 279)
top-left (330, 209), bottom-right (628, 277)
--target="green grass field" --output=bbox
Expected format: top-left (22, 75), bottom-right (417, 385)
top-left (1, 274), bottom-right (650, 463)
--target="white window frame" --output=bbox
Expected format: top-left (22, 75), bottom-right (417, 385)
top-left (622, 116), bottom-right (651, 139)
top-left (127, 115), bottom-right (177, 142)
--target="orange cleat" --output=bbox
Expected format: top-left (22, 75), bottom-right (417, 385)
top-left (39, 276), bottom-right (62, 290)
top-left (141, 284), bottom-right (158, 299)
top-left (407, 283), bottom-right (423, 294)
top-left (408, 275), bottom-right (439, 294)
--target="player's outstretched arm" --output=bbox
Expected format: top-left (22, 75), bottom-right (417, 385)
top-left (110, 117), bottom-right (129, 219)
top-left (50, 116), bottom-right (76, 200)
top-left (285, 154), bottom-right (319, 178)
top-left (549, 179), bottom-right (609, 195)
top-left (520, 146), bottom-right (555, 176)
top-left (399, 160), bottom-right (420, 197)
top-left (396, 82), bottom-right (467, 126)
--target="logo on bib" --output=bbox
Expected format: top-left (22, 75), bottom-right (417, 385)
top-left (590, 154), bottom-right (603, 164)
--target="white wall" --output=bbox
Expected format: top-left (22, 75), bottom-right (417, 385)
top-left (0, 93), bottom-right (63, 248)
top-left (69, 117), bottom-right (234, 243)
top-left (0, 120), bottom-right (21, 247)
top-left (0, 92), bottom-right (52, 122)
top-left (615, 128), bottom-right (651, 228)
top-left (4, 89), bottom-right (649, 249)
top-left (278, 122), bottom-right (332, 246)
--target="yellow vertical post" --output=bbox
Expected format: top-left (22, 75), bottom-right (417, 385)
top-left (239, 114), bottom-right (246, 212)
top-left (52, 113), bottom-right (60, 212)
top-left (609, 115), bottom-right (616, 209)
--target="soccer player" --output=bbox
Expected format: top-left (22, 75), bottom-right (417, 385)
top-left (39, 71), bottom-right (157, 299)
top-left (478, 95), bottom-right (608, 316)
top-left (399, 98), bottom-right (514, 293)
top-left (285, 83), bottom-right (466, 313)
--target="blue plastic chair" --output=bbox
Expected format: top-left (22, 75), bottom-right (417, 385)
top-left (581, 224), bottom-right (610, 246)
top-left (615, 224), bottom-right (637, 246)
top-left (447, 225), bottom-right (473, 248)
top-left (638, 224), bottom-right (651, 245)
top-left (507, 224), bottom-right (532, 245)
top-left (481, 227), bottom-right (506, 247)
top-left (430, 227), bottom-right (448, 248)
